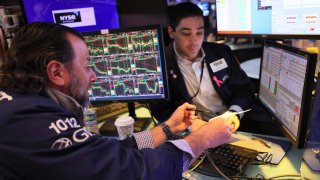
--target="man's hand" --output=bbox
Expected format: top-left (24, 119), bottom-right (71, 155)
top-left (165, 103), bottom-right (196, 134)
top-left (184, 117), bottom-right (232, 157)
top-left (189, 118), bottom-right (207, 132)
top-left (150, 103), bottom-right (196, 147)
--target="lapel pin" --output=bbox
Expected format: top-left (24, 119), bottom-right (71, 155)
top-left (213, 76), bottom-right (223, 87)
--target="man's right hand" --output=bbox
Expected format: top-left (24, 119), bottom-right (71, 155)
top-left (184, 117), bottom-right (232, 157)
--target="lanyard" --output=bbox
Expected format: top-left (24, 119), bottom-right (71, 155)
top-left (190, 59), bottom-right (205, 99)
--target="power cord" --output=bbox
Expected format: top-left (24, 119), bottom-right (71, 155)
top-left (204, 149), bottom-right (232, 180)
top-left (183, 153), bottom-right (206, 177)
top-left (266, 174), bottom-right (309, 180)
top-left (227, 173), bottom-right (306, 180)
top-left (252, 152), bottom-right (273, 165)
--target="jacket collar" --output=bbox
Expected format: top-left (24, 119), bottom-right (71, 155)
top-left (44, 87), bottom-right (84, 124)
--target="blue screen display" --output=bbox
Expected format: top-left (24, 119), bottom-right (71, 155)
top-left (20, 0), bottom-right (119, 32)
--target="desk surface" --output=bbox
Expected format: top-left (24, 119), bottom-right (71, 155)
top-left (98, 107), bottom-right (320, 179)
top-left (184, 133), bottom-right (320, 180)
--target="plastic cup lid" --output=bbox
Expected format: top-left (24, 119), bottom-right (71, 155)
top-left (114, 116), bottom-right (134, 126)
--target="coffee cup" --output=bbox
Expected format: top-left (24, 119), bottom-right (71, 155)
top-left (114, 116), bottom-right (135, 140)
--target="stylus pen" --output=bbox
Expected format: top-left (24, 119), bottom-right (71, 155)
top-left (188, 109), bottom-right (211, 113)
top-left (188, 109), bottom-right (252, 114)
top-left (231, 109), bottom-right (252, 115)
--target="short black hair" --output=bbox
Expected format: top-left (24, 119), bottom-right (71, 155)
top-left (0, 22), bottom-right (83, 93)
top-left (168, 2), bottom-right (203, 31)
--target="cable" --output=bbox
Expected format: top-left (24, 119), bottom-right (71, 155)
top-left (183, 153), bottom-right (206, 176)
top-left (266, 174), bottom-right (307, 180)
top-left (253, 152), bottom-right (273, 165)
top-left (204, 149), bottom-right (232, 180)
top-left (190, 59), bottom-right (205, 100)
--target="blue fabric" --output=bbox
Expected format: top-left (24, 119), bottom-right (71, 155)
top-left (307, 77), bottom-right (320, 148)
top-left (0, 90), bottom-right (183, 180)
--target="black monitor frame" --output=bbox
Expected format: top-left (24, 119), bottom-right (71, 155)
top-left (18, 0), bottom-right (120, 32)
top-left (257, 39), bottom-right (317, 148)
top-left (82, 24), bottom-right (169, 120)
top-left (82, 24), bottom-right (169, 103)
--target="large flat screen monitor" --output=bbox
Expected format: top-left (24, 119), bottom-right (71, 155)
top-left (258, 39), bottom-right (317, 148)
top-left (19, 0), bottom-right (119, 32)
top-left (216, 0), bottom-right (320, 38)
top-left (82, 25), bottom-right (169, 105)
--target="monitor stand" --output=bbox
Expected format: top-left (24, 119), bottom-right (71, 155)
top-left (303, 148), bottom-right (320, 172)
top-left (127, 102), bottom-right (155, 132)
top-left (99, 102), bottom-right (155, 136)
top-left (250, 134), bottom-right (292, 165)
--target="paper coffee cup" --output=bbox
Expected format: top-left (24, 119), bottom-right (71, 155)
top-left (114, 116), bottom-right (134, 140)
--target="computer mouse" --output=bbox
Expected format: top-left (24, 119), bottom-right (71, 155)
top-left (251, 137), bottom-right (271, 148)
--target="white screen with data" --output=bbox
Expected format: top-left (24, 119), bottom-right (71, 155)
top-left (216, 0), bottom-right (320, 35)
top-left (259, 45), bottom-right (308, 138)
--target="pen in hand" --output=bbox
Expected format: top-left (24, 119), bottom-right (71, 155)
top-left (188, 109), bottom-right (210, 113)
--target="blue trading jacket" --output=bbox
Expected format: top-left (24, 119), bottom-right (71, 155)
top-left (308, 76), bottom-right (320, 148)
top-left (0, 90), bottom-right (183, 180)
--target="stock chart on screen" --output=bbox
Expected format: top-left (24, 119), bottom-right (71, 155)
top-left (83, 25), bottom-right (168, 102)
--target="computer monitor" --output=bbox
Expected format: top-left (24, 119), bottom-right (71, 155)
top-left (116, 0), bottom-right (169, 28)
top-left (258, 39), bottom-right (317, 148)
top-left (82, 24), bottom-right (169, 119)
top-left (196, 2), bottom-right (210, 17)
top-left (19, 0), bottom-right (119, 32)
top-left (216, 0), bottom-right (320, 38)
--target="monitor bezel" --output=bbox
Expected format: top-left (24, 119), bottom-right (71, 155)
top-left (257, 39), bottom-right (317, 148)
top-left (18, 0), bottom-right (120, 32)
top-left (216, 33), bottom-right (320, 40)
top-left (82, 24), bottom-right (170, 103)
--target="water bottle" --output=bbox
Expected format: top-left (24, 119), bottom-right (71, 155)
top-left (83, 104), bottom-right (100, 134)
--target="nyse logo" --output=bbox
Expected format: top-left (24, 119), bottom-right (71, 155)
top-left (54, 11), bottom-right (81, 24)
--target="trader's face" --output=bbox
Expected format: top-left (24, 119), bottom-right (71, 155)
top-left (168, 16), bottom-right (204, 62)
top-left (67, 34), bottom-right (97, 106)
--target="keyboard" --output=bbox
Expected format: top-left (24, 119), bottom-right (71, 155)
top-left (191, 144), bottom-right (259, 178)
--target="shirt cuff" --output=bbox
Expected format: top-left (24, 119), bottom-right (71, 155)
top-left (229, 105), bottom-right (244, 119)
top-left (170, 139), bottom-right (196, 171)
top-left (133, 130), bottom-right (155, 150)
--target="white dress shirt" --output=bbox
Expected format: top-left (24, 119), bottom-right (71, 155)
top-left (174, 43), bottom-right (228, 121)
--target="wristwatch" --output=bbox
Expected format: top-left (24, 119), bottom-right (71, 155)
top-left (160, 122), bottom-right (174, 140)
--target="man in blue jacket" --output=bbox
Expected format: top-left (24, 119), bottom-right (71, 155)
top-left (0, 22), bottom-right (233, 179)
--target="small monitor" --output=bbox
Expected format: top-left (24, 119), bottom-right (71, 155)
top-left (82, 25), bottom-right (169, 103)
top-left (258, 40), bottom-right (317, 148)
top-left (196, 2), bottom-right (210, 17)
top-left (19, 0), bottom-right (119, 32)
